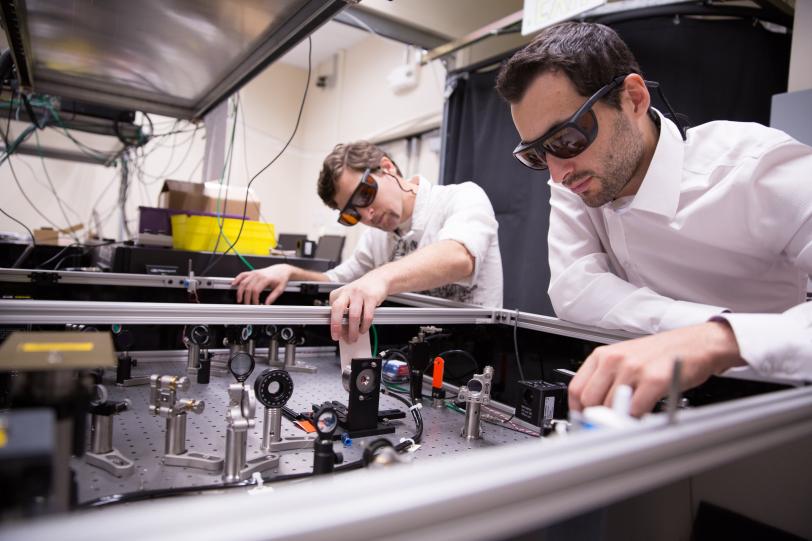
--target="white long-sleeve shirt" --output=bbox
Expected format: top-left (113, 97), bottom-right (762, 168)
top-left (326, 176), bottom-right (503, 308)
top-left (547, 111), bottom-right (812, 380)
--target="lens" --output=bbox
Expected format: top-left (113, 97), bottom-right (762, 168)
top-left (338, 210), bottom-right (360, 226)
top-left (515, 146), bottom-right (548, 170)
top-left (544, 110), bottom-right (597, 159)
top-left (351, 181), bottom-right (377, 208)
top-left (544, 126), bottom-right (589, 158)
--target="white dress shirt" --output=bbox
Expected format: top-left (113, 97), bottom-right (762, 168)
top-left (326, 176), bottom-right (503, 308)
top-left (548, 110), bottom-right (812, 380)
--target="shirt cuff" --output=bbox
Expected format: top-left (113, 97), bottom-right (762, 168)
top-left (658, 300), bottom-right (729, 332)
top-left (714, 312), bottom-right (812, 380)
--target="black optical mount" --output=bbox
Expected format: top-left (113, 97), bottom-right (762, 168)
top-left (312, 402), bottom-right (343, 475)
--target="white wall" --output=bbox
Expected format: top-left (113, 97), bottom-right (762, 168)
top-left (231, 32), bottom-right (448, 261)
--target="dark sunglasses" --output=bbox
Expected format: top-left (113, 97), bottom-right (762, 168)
top-left (337, 168), bottom-right (378, 226)
top-left (512, 75), bottom-right (686, 171)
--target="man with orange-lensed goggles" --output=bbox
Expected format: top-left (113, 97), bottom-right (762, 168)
top-left (234, 141), bottom-right (503, 343)
top-left (336, 167), bottom-right (377, 226)
top-left (496, 21), bottom-right (812, 418)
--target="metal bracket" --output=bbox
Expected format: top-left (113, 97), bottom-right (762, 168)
top-left (29, 271), bottom-right (60, 285)
top-left (85, 448), bottom-right (135, 478)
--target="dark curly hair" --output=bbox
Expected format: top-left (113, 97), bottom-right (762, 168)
top-left (495, 21), bottom-right (641, 109)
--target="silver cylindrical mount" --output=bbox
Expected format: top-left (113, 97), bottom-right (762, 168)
top-left (268, 337), bottom-right (279, 364)
top-left (187, 343), bottom-right (200, 373)
top-left (462, 401), bottom-right (483, 440)
top-left (223, 427), bottom-right (247, 483)
top-left (166, 412), bottom-right (188, 455)
top-left (90, 414), bottom-right (114, 454)
top-left (262, 407), bottom-right (283, 450)
top-left (284, 343), bottom-right (296, 368)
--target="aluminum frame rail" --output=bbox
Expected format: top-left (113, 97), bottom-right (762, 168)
top-left (3, 385), bottom-right (811, 541)
top-left (0, 300), bottom-right (497, 326)
top-left (0, 269), bottom-right (473, 308)
top-left (0, 269), bottom-right (637, 344)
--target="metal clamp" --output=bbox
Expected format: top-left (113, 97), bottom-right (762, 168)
top-left (149, 375), bottom-right (222, 471)
top-left (458, 366), bottom-right (493, 440)
top-left (255, 369), bottom-right (314, 453)
top-left (223, 382), bottom-right (279, 482)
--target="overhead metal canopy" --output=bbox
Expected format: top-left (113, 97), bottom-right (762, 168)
top-left (0, 0), bottom-right (352, 120)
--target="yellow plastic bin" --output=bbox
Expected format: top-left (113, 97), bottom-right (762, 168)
top-left (170, 214), bottom-right (276, 255)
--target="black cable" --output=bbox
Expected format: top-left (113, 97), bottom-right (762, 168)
top-left (33, 242), bottom-right (80, 270)
top-left (429, 349), bottom-right (479, 382)
top-left (512, 308), bottom-right (526, 381)
top-left (380, 386), bottom-right (423, 451)
top-left (79, 451), bottom-right (366, 509)
top-left (199, 96), bottom-right (240, 274)
top-left (1, 86), bottom-right (13, 148)
top-left (1, 206), bottom-right (34, 243)
top-left (1, 206), bottom-right (36, 268)
top-left (34, 240), bottom-right (121, 270)
top-left (200, 35), bottom-right (313, 275)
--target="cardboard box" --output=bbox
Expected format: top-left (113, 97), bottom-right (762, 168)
top-left (33, 224), bottom-right (83, 245)
top-left (203, 182), bottom-right (260, 221)
top-left (159, 180), bottom-right (260, 221)
top-left (33, 227), bottom-right (59, 245)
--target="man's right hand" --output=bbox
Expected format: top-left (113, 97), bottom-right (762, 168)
top-left (232, 264), bottom-right (293, 305)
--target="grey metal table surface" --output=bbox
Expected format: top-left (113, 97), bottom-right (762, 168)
top-left (74, 351), bottom-right (533, 504)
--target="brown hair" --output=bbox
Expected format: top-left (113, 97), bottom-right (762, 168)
top-left (495, 21), bottom-right (641, 108)
top-left (317, 141), bottom-right (402, 209)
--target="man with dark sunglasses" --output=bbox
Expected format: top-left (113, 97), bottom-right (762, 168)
top-left (496, 21), bottom-right (812, 416)
top-left (233, 141), bottom-right (503, 343)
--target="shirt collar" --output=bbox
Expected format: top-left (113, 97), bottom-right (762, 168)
top-left (398, 175), bottom-right (431, 235)
top-left (622, 108), bottom-right (685, 219)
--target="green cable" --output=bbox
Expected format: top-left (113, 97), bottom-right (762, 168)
top-left (370, 324), bottom-right (378, 357)
top-left (446, 403), bottom-right (466, 414)
top-left (383, 382), bottom-right (408, 394)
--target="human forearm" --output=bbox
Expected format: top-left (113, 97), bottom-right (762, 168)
top-left (549, 257), bottom-right (728, 333)
top-left (369, 240), bottom-right (474, 296)
top-left (326, 240), bottom-right (474, 343)
top-left (233, 263), bottom-right (328, 305)
top-left (286, 265), bottom-right (331, 283)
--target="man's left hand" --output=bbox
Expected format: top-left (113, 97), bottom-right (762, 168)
top-left (329, 271), bottom-right (389, 343)
top-left (568, 321), bottom-right (745, 417)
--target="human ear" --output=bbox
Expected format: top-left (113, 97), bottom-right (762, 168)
top-left (379, 156), bottom-right (397, 175)
top-left (622, 74), bottom-right (651, 118)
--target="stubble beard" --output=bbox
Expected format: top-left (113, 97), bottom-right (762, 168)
top-left (579, 112), bottom-right (644, 208)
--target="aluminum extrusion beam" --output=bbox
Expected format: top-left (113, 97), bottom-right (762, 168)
top-left (0, 270), bottom-right (481, 309)
top-left (421, 10), bottom-right (523, 65)
top-left (3, 386), bottom-right (811, 541)
top-left (0, 300), bottom-right (497, 326)
top-left (334, 5), bottom-right (451, 50)
top-left (511, 311), bottom-right (640, 344)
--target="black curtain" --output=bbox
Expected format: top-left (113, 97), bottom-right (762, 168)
top-left (441, 15), bottom-right (791, 315)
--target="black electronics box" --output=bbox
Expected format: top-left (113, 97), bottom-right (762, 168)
top-left (515, 380), bottom-right (568, 428)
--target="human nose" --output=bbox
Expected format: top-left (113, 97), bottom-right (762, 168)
top-left (359, 206), bottom-right (375, 224)
top-left (546, 154), bottom-right (576, 184)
